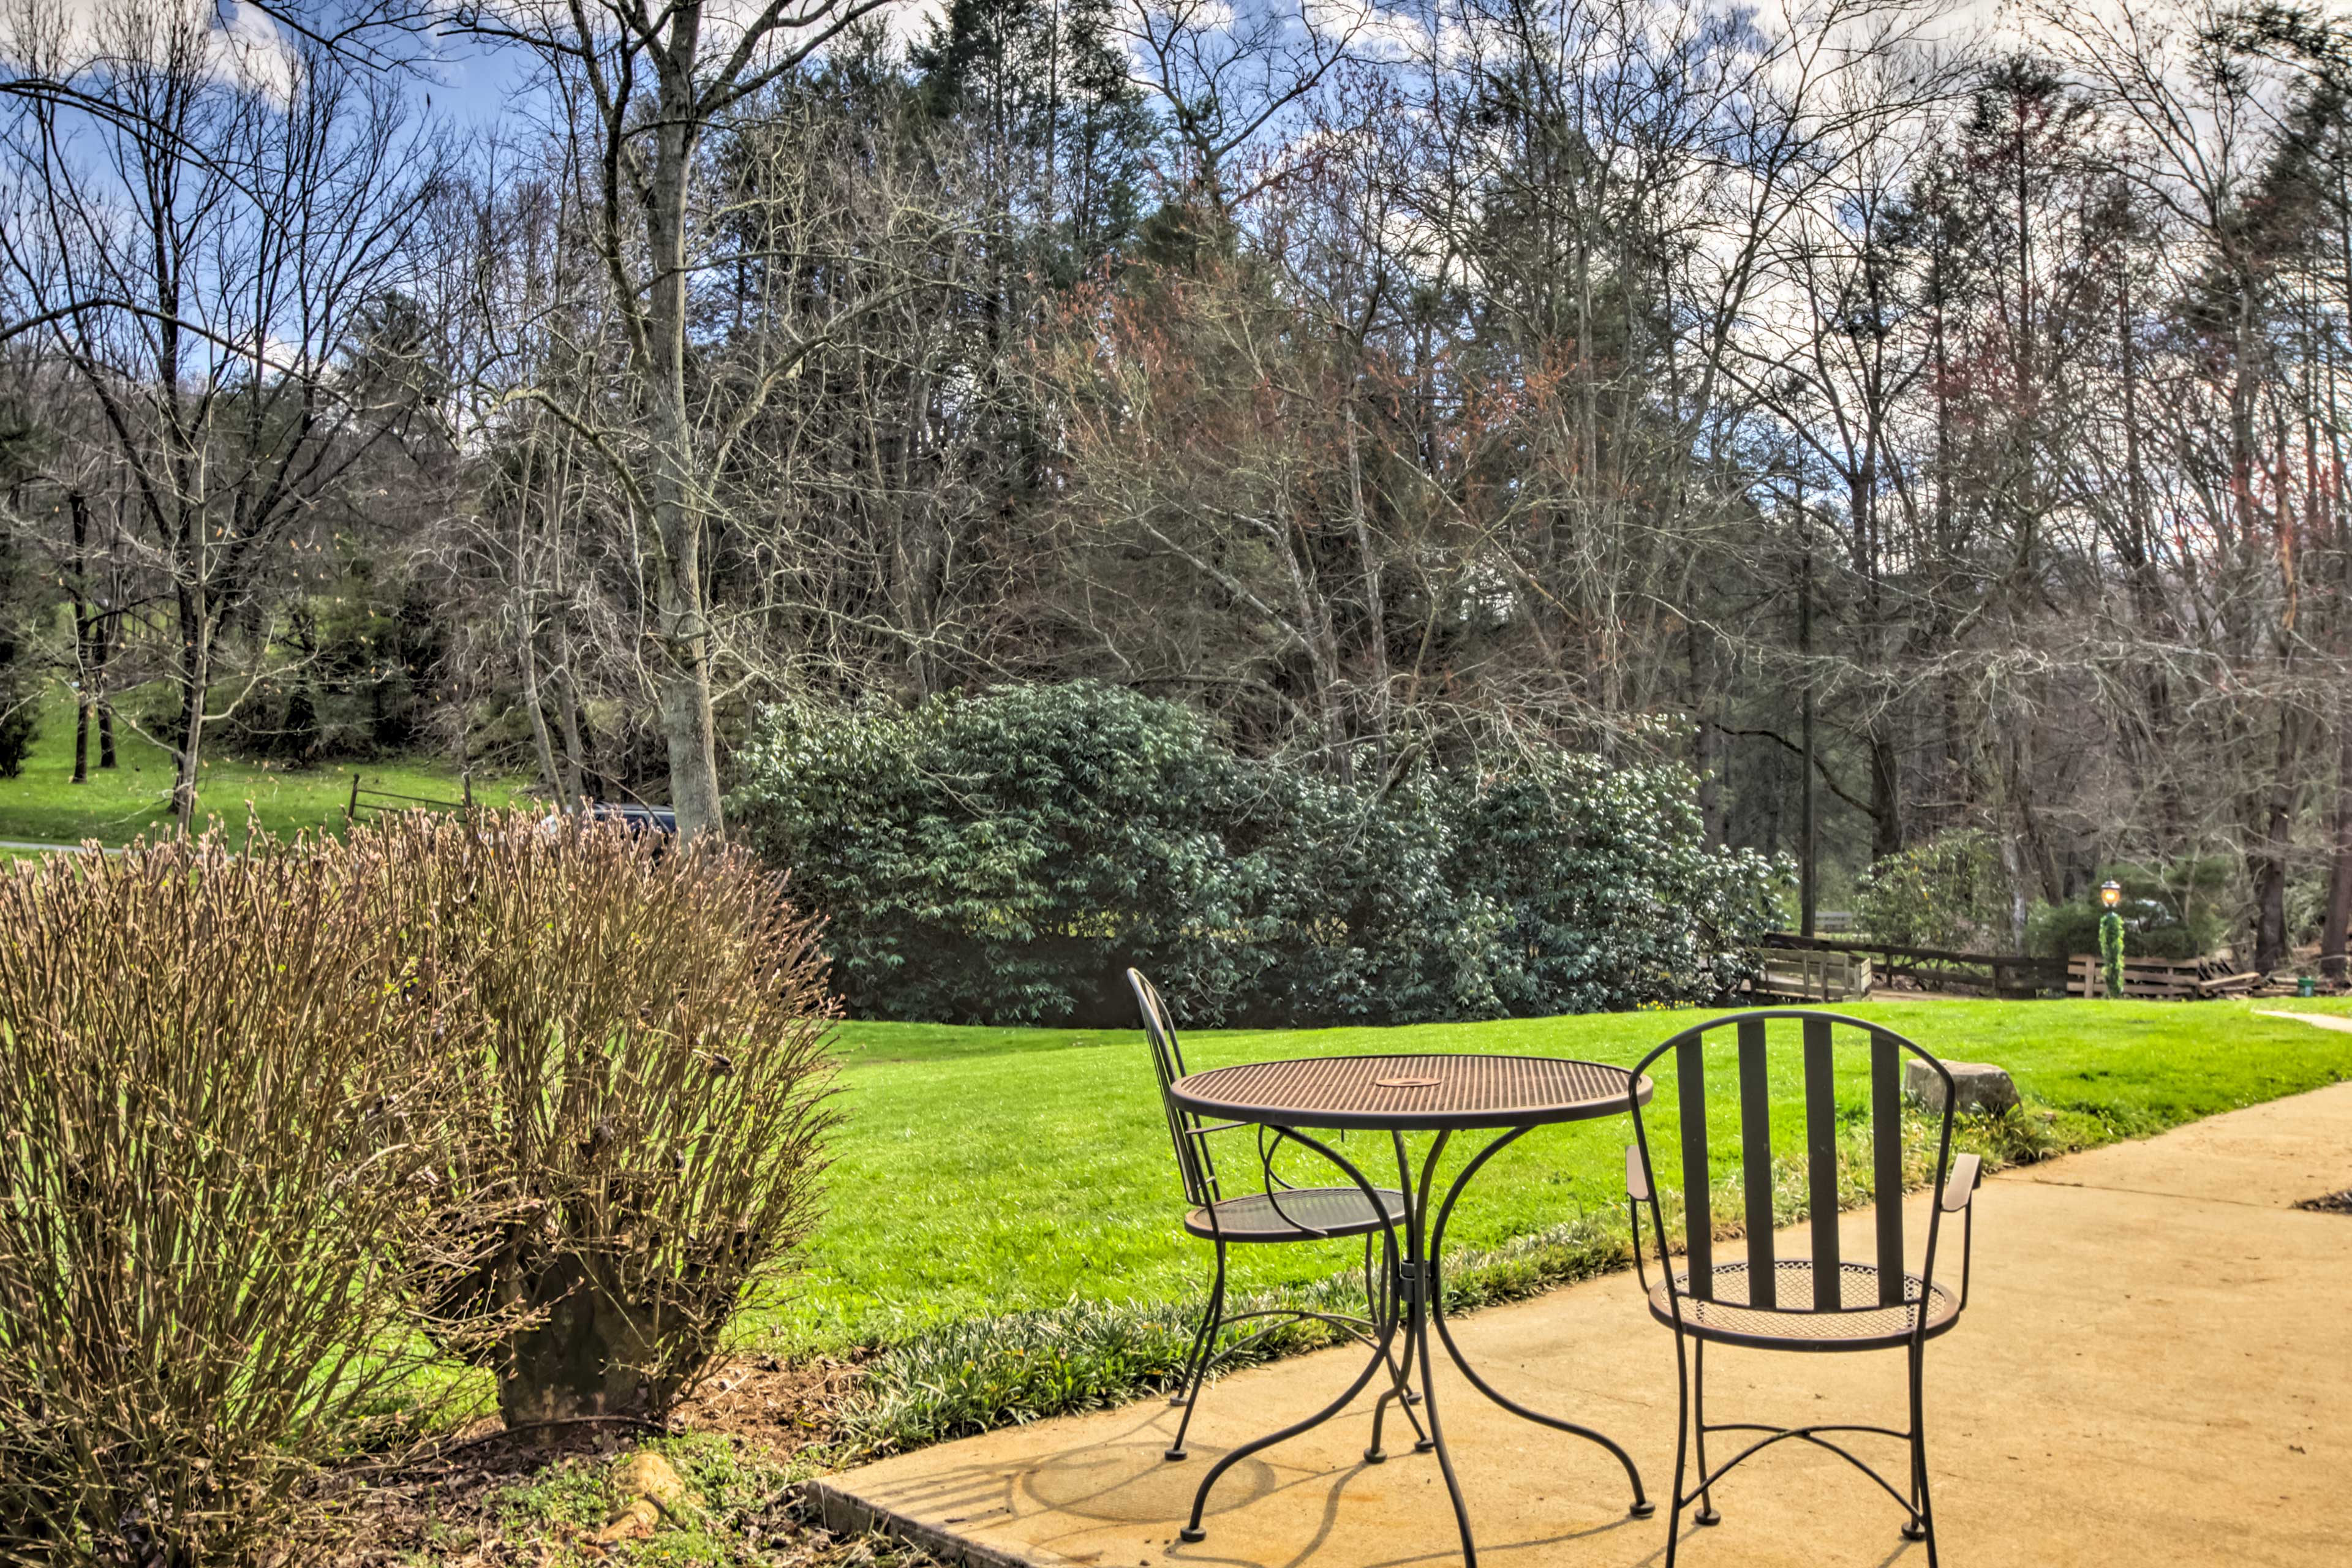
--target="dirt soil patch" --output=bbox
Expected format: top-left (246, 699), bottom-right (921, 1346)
top-left (674, 1355), bottom-right (862, 1455)
top-left (325, 1356), bottom-right (878, 1567)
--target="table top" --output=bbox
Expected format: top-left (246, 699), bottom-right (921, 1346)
top-left (1169, 1053), bottom-right (1649, 1131)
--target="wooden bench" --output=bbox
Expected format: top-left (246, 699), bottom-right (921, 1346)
top-left (1751, 949), bottom-right (1874, 1003)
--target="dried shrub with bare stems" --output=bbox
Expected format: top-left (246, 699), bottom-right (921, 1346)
top-left (353, 812), bottom-right (840, 1427)
top-left (0, 833), bottom-right (447, 1566)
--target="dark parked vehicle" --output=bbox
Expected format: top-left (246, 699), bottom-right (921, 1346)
top-left (543, 803), bottom-right (678, 837)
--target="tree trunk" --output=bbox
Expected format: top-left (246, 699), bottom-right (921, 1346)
top-left (554, 625), bottom-right (588, 809)
top-left (69, 491), bottom-right (92, 785)
top-left (2000, 832), bottom-right (2030, 950)
top-left (173, 582), bottom-right (208, 831)
top-left (521, 637), bottom-right (568, 813)
top-left (1798, 539), bottom-right (1816, 937)
top-left (643, 105), bottom-right (726, 841)
top-left (1346, 406), bottom-right (1389, 780)
top-left (2323, 715), bottom-right (2351, 981)
top-left (2250, 711), bottom-right (2299, 973)
top-left (96, 632), bottom-right (115, 769)
top-left (2252, 835), bottom-right (2290, 974)
top-left (1868, 728), bottom-right (1901, 859)
top-left (1690, 616), bottom-right (1721, 844)
top-left (653, 547), bottom-right (725, 836)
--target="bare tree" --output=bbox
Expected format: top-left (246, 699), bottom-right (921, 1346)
top-left (0, 0), bottom-right (451, 825)
top-left (453, 0), bottom-right (895, 840)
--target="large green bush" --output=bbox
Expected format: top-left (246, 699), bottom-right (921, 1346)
top-left (733, 684), bottom-right (1783, 1026)
top-left (1852, 830), bottom-right (2010, 950)
top-left (732, 684), bottom-right (1276, 1025)
top-left (2027, 860), bottom-right (2229, 962)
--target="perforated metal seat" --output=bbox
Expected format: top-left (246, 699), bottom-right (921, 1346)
top-left (1186, 1185), bottom-right (1407, 1242)
top-left (1648, 1260), bottom-right (1962, 1351)
top-left (1626, 1009), bottom-right (1985, 1567)
top-left (1131, 968), bottom-right (1422, 1463)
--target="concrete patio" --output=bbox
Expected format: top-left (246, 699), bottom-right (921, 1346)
top-left (811, 1080), bottom-right (2352, 1568)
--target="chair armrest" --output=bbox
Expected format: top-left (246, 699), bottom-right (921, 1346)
top-left (1940, 1153), bottom-right (1982, 1212)
top-left (1625, 1145), bottom-right (1651, 1202)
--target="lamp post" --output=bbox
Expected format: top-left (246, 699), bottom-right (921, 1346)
top-left (2098, 880), bottom-right (2124, 999)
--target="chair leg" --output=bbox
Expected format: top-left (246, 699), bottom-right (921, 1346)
top-left (1664, 1330), bottom-right (1691, 1568)
top-left (1691, 1336), bottom-right (1721, 1526)
top-left (1169, 1253), bottom-right (1221, 1407)
top-left (1902, 1340), bottom-right (1937, 1563)
top-left (1167, 1245), bottom-right (1227, 1461)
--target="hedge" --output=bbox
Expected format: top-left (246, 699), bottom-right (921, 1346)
top-left (732, 682), bottom-right (1785, 1027)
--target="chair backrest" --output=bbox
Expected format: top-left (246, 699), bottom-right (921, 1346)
top-left (1128, 968), bottom-right (1219, 1208)
top-left (1627, 1008), bottom-right (1958, 1316)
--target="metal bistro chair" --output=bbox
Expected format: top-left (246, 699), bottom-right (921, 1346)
top-left (1624, 1009), bottom-right (1983, 1566)
top-left (1127, 968), bottom-right (1419, 1461)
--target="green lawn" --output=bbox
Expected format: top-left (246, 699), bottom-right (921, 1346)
top-left (781, 998), bottom-right (2352, 1363)
top-left (0, 682), bottom-right (532, 846)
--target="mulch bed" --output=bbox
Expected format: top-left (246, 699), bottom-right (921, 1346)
top-left (674, 1354), bottom-right (862, 1455)
top-left (325, 1355), bottom-right (888, 1567)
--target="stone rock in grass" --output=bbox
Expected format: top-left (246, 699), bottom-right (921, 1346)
top-left (595, 1451), bottom-right (688, 1543)
top-left (1904, 1058), bottom-right (2020, 1117)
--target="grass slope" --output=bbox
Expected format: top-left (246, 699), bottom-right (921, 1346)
top-left (793, 998), bottom-right (2352, 1350)
top-left (781, 998), bottom-right (2352, 1450)
top-left (0, 683), bottom-right (530, 846)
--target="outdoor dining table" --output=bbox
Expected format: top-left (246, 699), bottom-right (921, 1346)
top-left (1166, 1052), bottom-right (1655, 1567)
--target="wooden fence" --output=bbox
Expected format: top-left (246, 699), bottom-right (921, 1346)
top-left (1756, 933), bottom-right (2070, 999)
top-left (2065, 955), bottom-right (2260, 1000)
top-left (1754, 934), bottom-right (2316, 1001)
top-left (345, 772), bottom-right (473, 823)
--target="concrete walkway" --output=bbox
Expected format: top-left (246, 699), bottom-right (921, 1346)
top-left (2258, 1009), bottom-right (2352, 1035)
top-left (811, 1082), bottom-right (2352, 1568)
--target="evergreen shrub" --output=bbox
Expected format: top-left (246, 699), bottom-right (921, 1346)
top-left (1852, 829), bottom-right (2008, 950)
top-left (733, 683), bottom-right (1783, 1026)
top-left (2027, 860), bottom-right (2228, 962)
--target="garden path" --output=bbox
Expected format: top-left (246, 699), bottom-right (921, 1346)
top-left (811, 1079), bottom-right (2352, 1568)
top-left (2257, 1009), bottom-right (2352, 1035)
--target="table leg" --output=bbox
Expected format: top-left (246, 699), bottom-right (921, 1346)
top-left (1426, 1125), bottom-right (1654, 1519)
top-left (1367, 1129), bottom-right (1428, 1462)
top-left (1403, 1130), bottom-right (1481, 1565)
top-left (1178, 1126), bottom-right (1407, 1544)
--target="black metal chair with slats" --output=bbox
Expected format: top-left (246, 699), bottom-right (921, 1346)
top-left (1128, 968), bottom-right (1419, 1461)
top-left (1625, 1009), bottom-right (1983, 1567)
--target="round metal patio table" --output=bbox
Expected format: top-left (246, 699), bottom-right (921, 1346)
top-left (1166, 1053), bottom-right (1655, 1567)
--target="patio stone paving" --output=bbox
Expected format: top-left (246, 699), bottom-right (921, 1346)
top-left (809, 1080), bottom-right (2352, 1567)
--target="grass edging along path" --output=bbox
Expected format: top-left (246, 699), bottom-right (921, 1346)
top-left (781, 998), bottom-right (2352, 1458)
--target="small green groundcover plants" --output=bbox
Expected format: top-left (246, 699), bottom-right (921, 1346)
top-left (733, 681), bottom-right (1785, 1027)
top-left (0, 815), bottom-right (838, 1565)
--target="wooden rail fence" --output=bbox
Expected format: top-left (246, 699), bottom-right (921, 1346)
top-left (345, 771), bottom-right (473, 823)
top-left (1753, 935), bottom-right (2324, 1001)
top-left (2065, 955), bottom-right (2260, 1000)
top-left (1757, 933), bottom-right (2069, 999)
